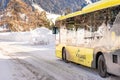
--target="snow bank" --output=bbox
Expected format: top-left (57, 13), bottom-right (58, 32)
top-left (30, 27), bottom-right (55, 45)
top-left (0, 27), bottom-right (54, 45)
top-left (0, 32), bottom-right (31, 42)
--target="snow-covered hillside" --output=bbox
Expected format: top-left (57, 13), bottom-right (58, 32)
top-left (32, 3), bottom-right (60, 23)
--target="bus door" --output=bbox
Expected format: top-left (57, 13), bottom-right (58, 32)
top-left (84, 48), bottom-right (94, 67)
top-left (76, 48), bottom-right (86, 65)
top-left (66, 46), bottom-right (79, 63)
top-left (76, 48), bottom-right (94, 67)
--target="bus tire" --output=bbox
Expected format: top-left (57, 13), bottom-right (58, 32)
top-left (98, 55), bottom-right (108, 78)
top-left (62, 48), bottom-right (68, 63)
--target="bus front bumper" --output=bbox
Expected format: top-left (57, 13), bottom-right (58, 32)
top-left (105, 50), bottom-right (120, 76)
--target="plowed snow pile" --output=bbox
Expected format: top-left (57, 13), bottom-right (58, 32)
top-left (0, 27), bottom-right (54, 45)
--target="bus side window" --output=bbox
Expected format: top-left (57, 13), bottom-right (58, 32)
top-left (52, 27), bottom-right (59, 34)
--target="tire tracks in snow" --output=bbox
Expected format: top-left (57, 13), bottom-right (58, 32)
top-left (0, 43), bottom-right (119, 80)
top-left (0, 47), bottom-right (56, 80)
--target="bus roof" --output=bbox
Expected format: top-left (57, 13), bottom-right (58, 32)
top-left (57, 0), bottom-right (120, 21)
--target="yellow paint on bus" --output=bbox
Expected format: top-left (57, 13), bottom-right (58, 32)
top-left (56, 44), bottom-right (65, 58)
top-left (56, 44), bottom-right (94, 67)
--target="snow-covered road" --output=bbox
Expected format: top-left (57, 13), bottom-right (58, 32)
top-left (0, 41), bottom-right (119, 80)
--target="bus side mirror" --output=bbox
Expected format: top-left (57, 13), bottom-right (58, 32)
top-left (52, 27), bottom-right (59, 34)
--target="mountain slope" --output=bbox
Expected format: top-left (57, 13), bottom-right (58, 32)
top-left (0, 0), bottom-right (100, 14)
top-left (24, 0), bottom-right (88, 14)
top-left (0, 0), bottom-right (50, 31)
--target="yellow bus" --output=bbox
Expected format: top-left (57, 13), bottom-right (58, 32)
top-left (53, 0), bottom-right (120, 77)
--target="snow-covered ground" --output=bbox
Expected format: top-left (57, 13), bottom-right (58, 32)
top-left (0, 27), bottom-right (56, 80)
top-left (0, 51), bottom-right (13, 80)
top-left (0, 41), bottom-right (56, 80)
top-left (0, 27), bottom-right (119, 80)
top-left (0, 41), bottom-right (119, 80)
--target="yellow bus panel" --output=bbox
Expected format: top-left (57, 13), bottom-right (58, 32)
top-left (66, 46), bottom-right (94, 67)
top-left (56, 44), bottom-right (94, 67)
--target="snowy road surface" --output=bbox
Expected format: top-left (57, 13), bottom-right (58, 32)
top-left (0, 41), bottom-right (119, 80)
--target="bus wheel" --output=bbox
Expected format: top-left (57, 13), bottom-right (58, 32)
top-left (62, 48), bottom-right (68, 63)
top-left (98, 55), bottom-right (108, 78)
